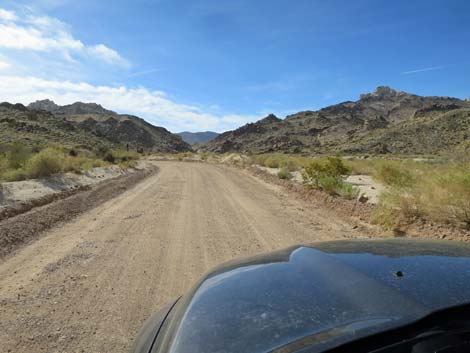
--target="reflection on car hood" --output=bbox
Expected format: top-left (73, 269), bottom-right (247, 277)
top-left (162, 239), bottom-right (470, 353)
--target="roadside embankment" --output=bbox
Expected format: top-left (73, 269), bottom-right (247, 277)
top-left (0, 161), bottom-right (157, 258)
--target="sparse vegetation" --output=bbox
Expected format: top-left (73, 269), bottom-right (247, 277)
top-left (0, 141), bottom-right (140, 182)
top-left (25, 148), bottom-right (63, 178)
top-left (6, 141), bottom-right (31, 169)
top-left (373, 163), bottom-right (415, 188)
top-left (302, 157), bottom-right (358, 198)
top-left (249, 154), bottom-right (313, 170)
top-left (371, 161), bottom-right (470, 230)
top-left (277, 168), bottom-right (293, 180)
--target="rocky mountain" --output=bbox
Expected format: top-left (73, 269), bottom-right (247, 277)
top-left (24, 100), bottom-right (191, 153)
top-left (0, 102), bottom-right (112, 150)
top-left (27, 99), bottom-right (60, 112)
top-left (177, 131), bottom-right (219, 144)
top-left (203, 87), bottom-right (470, 155)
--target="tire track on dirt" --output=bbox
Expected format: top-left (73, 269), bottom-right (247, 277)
top-left (0, 161), bottom-right (369, 353)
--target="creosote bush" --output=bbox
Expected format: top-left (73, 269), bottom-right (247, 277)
top-left (25, 148), bottom-right (63, 178)
top-left (277, 168), bottom-right (293, 180)
top-left (6, 141), bottom-right (31, 169)
top-left (302, 157), bottom-right (357, 198)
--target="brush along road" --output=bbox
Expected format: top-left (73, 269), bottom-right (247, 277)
top-left (0, 161), bottom-right (370, 353)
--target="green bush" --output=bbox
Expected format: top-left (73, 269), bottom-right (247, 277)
top-left (277, 168), bottom-right (293, 180)
top-left (103, 151), bottom-right (115, 163)
top-left (374, 163), bottom-right (415, 188)
top-left (302, 157), bottom-right (357, 197)
top-left (336, 181), bottom-right (361, 200)
top-left (264, 156), bottom-right (281, 168)
top-left (303, 157), bottom-right (350, 187)
top-left (7, 141), bottom-right (31, 169)
top-left (2, 168), bottom-right (29, 182)
top-left (280, 159), bottom-right (298, 172)
top-left (63, 155), bottom-right (104, 173)
top-left (324, 156), bottom-right (351, 176)
top-left (317, 175), bottom-right (342, 195)
top-left (0, 157), bottom-right (8, 176)
top-left (25, 148), bottom-right (63, 178)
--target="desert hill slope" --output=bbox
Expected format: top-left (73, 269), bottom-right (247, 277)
top-left (203, 87), bottom-right (470, 155)
top-left (23, 100), bottom-right (191, 152)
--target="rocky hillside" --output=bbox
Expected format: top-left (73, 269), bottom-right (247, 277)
top-left (203, 87), bottom-right (470, 155)
top-left (177, 131), bottom-right (219, 144)
top-left (0, 102), bottom-right (111, 150)
top-left (25, 100), bottom-right (191, 152)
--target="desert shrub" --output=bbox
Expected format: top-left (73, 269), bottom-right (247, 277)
top-left (7, 141), bottom-right (31, 169)
top-left (303, 157), bottom-right (350, 186)
top-left (2, 168), bottom-right (29, 182)
top-left (302, 157), bottom-right (357, 197)
top-left (116, 150), bottom-right (139, 162)
top-left (373, 164), bottom-right (470, 229)
top-left (104, 149), bottom-right (140, 168)
top-left (92, 159), bottom-right (107, 168)
top-left (97, 145), bottom-right (111, 158)
top-left (336, 182), bottom-right (361, 200)
top-left (103, 151), bottom-right (116, 163)
top-left (317, 175), bottom-right (342, 195)
top-left (119, 159), bottom-right (138, 169)
top-left (303, 160), bottom-right (327, 188)
top-left (374, 163), bottom-right (415, 188)
top-left (0, 157), bottom-right (8, 176)
top-left (25, 148), bottom-right (63, 178)
top-left (324, 156), bottom-right (351, 176)
top-left (422, 168), bottom-right (470, 228)
top-left (174, 152), bottom-right (194, 161)
top-left (200, 152), bottom-right (216, 161)
top-left (264, 156), bottom-right (281, 168)
top-left (277, 168), bottom-right (293, 180)
top-left (372, 189), bottom-right (423, 229)
top-left (280, 159), bottom-right (298, 172)
top-left (63, 155), bottom-right (101, 173)
top-left (248, 154), bottom-right (314, 170)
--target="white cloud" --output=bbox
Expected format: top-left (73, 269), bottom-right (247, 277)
top-left (87, 44), bottom-right (128, 66)
top-left (0, 7), bottom-right (256, 132)
top-left (0, 8), bottom-right (126, 65)
top-left (0, 75), bottom-right (258, 132)
top-left (401, 65), bottom-right (447, 75)
top-left (0, 60), bottom-right (11, 70)
top-left (0, 9), bottom-right (17, 21)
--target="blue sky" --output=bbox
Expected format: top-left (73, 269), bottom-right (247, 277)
top-left (0, 0), bottom-right (468, 132)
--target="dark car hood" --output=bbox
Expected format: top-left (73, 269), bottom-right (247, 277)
top-left (155, 239), bottom-right (470, 353)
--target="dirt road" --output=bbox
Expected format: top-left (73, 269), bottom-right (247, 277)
top-left (0, 161), bottom-right (368, 353)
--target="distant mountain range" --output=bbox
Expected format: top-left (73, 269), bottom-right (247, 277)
top-left (3, 86), bottom-right (470, 156)
top-left (202, 86), bottom-right (470, 155)
top-left (177, 131), bottom-right (219, 144)
top-left (0, 100), bottom-right (192, 153)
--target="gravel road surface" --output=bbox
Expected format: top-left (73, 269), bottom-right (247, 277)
top-left (0, 161), bottom-right (366, 353)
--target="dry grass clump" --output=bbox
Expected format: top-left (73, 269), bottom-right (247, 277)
top-left (249, 153), bottom-right (314, 170)
top-left (373, 162), bottom-right (470, 230)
